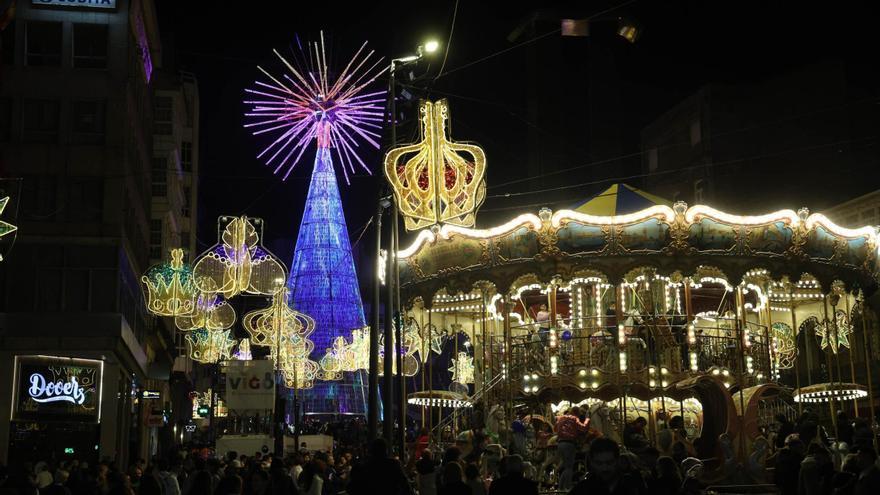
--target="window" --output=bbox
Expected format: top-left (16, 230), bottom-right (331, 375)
top-left (0, 98), bottom-right (11, 142)
top-left (67, 179), bottom-right (103, 221)
top-left (690, 120), bottom-right (701, 146)
top-left (25, 21), bottom-right (62, 66)
top-left (152, 157), bottom-right (167, 197)
top-left (149, 219), bottom-right (162, 259)
top-left (1, 20), bottom-right (14, 65)
top-left (21, 175), bottom-right (58, 220)
top-left (71, 100), bottom-right (106, 144)
top-left (153, 96), bottom-right (173, 135)
top-left (181, 186), bottom-right (191, 217)
top-left (181, 141), bottom-right (193, 171)
top-left (648, 147), bottom-right (658, 172)
top-left (73, 24), bottom-right (108, 69)
top-left (22, 99), bottom-right (59, 143)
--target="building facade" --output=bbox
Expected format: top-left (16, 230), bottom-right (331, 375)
top-left (0, 0), bottom-right (197, 466)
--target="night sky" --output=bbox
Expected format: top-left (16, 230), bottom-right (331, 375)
top-left (157, 1), bottom-right (879, 265)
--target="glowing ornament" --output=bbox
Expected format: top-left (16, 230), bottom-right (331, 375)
top-left (0, 196), bottom-right (17, 261)
top-left (378, 318), bottom-right (421, 377)
top-left (234, 339), bottom-right (252, 361)
top-left (561, 329), bottom-right (573, 341)
top-left (770, 322), bottom-right (797, 370)
top-left (193, 216), bottom-right (286, 299)
top-left (186, 329), bottom-right (235, 364)
top-left (141, 248), bottom-right (198, 317)
top-left (244, 32), bottom-right (387, 183)
top-left (449, 351), bottom-right (475, 385)
top-left (384, 99), bottom-right (487, 231)
top-left (816, 310), bottom-right (852, 354)
top-left (174, 293), bottom-right (236, 331)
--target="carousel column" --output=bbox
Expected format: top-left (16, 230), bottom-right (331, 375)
top-left (616, 281), bottom-right (627, 440)
top-left (831, 292), bottom-right (847, 415)
top-left (844, 292), bottom-right (858, 416)
top-left (684, 279), bottom-right (696, 376)
top-left (789, 290), bottom-right (803, 415)
top-left (821, 293), bottom-right (838, 433)
top-left (427, 306), bottom-right (434, 445)
top-left (503, 295), bottom-right (513, 427)
top-left (735, 286), bottom-right (749, 457)
top-left (857, 291), bottom-right (876, 442)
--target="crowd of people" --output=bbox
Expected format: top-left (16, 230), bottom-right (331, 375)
top-left (1, 408), bottom-right (878, 495)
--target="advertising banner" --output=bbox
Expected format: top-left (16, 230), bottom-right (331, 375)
top-left (12, 355), bottom-right (103, 423)
top-left (223, 360), bottom-right (274, 410)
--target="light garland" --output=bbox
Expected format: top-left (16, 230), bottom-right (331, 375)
top-left (793, 383), bottom-right (868, 403)
top-left (186, 329), bottom-right (235, 364)
top-left (407, 390), bottom-right (472, 409)
top-left (175, 293), bottom-right (236, 331)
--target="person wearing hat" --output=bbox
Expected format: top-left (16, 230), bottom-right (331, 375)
top-left (774, 434), bottom-right (805, 495)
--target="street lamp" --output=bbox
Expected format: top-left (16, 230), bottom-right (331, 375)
top-left (371, 38), bottom-right (440, 457)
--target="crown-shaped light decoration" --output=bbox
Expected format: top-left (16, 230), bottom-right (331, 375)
top-left (384, 99), bottom-right (487, 231)
top-left (193, 216), bottom-right (286, 299)
top-left (141, 248), bottom-right (198, 317)
top-left (186, 329), bottom-right (235, 364)
top-left (449, 351), bottom-right (475, 385)
top-left (319, 336), bottom-right (355, 380)
top-left (175, 293), bottom-right (237, 331)
top-left (242, 288), bottom-right (319, 388)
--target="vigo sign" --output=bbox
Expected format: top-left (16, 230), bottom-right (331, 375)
top-left (32, 0), bottom-right (117, 10)
top-left (28, 373), bottom-right (87, 404)
top-left (13, 356), bottom-right (103, 423)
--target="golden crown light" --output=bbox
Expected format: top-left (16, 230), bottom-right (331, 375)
top-left (186, 329), bottom-right (235, 364)
top-left (384, 99), bottom-right (487, 231)
top-left (141, 248), bottom-right (198, 317)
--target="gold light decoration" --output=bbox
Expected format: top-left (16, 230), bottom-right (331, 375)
top-left (770, 322), bottom-right (797, 370)
top-left (383, 99), bottom-right (487, 231)
top-left (378, 318), bottom-right (421, 377)
top-left (193, 216), bottom-right (286, 299)
top-left (186, 329), bottom-right (235, 364)
top-left (319, 336), bottom-right (353, 379)
top-left (175, 293), bottom-right (236, 331)
top-left (0, 196), bottom-right (18, 261)
top-left (816, 310), bottom-right (852, 354)
top-left (234, 339), bottom-right (252, 361)
top-left (449, 351), bottom-right (475, 385)
top-left (242, 288), bottom-right (319, 388)
top-left (141, 248), bottom-right (198, 317)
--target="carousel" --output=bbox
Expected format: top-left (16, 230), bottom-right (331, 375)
top-left (383, 100), bottom-right (880, 476)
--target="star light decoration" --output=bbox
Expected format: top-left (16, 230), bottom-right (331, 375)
top-left (141, 249), bottom-right (199, 317)
top-left (0, 196), bottom-right (18, 261)
top-left (193, 216), bottom-right (286, 299)
top-left (817, 310), bottom-right (852, 353)
top-left (243, 32), bottom-right (387, 183)
top-left (449, 351), bottom-right (475, 386)
top-left (383, 99), bottom-right (487, 231)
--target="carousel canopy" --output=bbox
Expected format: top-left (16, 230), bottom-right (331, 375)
top-left (572, 183), bottom-right (671, 216)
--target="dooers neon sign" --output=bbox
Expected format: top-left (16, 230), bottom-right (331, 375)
top-left (28, 373), bottom-right (87, 405)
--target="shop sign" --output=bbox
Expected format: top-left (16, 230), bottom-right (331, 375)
top-left (141, 390), bottom-right (161, 400)
top-left (32, 0), bottom-right (117, 9)
top-left (223, 360), bottom-right (274, 410)
top-left (12, 355), bottom-right (103, 423)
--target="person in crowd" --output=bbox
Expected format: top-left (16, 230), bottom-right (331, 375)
top-left (416, 451), bottom-right (437, 495)
top-left (487, 454), bottom-right (537, 495)
top-left (556, 406), bottom-right (590, 491)
top-left (853, 446), bottom-right (880, 495)
top-left (264, 458), bottom-right (297, 495)
top-left (569, 438), bottom-right (645, 495)
top-left (438, 463), bottom-right (469, 495)
top-left (213, 472), bottom-right (242, 495)
top-left (464, 464), bottom-right (484, 495)
top-left (623, 418), bottom-right (649, 452)
top-left (137, 470), bottom-right (162, 495)
top-left (775, 414), bottom-right (796, 449)
top-left (186, 471), bottom-right (214, 495)
top-left (799, 443), bottom-right (834, 495)
top-left (156, 460), bottom-right (181, 495)
top-left (347, 439), bottom-right (409, 495)
top-left (775, 434), bottom-right (805, 495)
top-left (42, 470), bottom-right (71, 495)
top-left (651, 456), bottom-right (680, 495)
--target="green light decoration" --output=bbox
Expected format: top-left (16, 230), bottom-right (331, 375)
top-left (0, 196), bottom-right (17, 261)
top-left (141, 249), bottom-right (198, 317)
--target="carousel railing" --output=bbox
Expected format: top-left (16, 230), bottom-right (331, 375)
top-left (507, 316), bottom-right (772, 387)
top-left (428, 369), bottom-right (507, 444)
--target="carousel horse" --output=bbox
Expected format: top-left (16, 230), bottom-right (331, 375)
top-left (485, 404), bottom-right (508, 446)
top-left (587, 402), bottom-right (620, 443)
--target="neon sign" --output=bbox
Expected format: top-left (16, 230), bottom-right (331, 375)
top-left (28, 373), bottom-right (87, 405)
top-left (13, 355), bottom-right (103, 423)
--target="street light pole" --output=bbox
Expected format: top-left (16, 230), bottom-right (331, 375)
top-left (369, 199), bottom-right (385, 441)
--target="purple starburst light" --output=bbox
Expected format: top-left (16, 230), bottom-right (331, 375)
top-left (244, 32), bottom-right (388, 183)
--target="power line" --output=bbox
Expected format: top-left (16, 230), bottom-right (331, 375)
top-left (486, 135), bottom-right (879, 199)
top-left (434, 0), bottom-right (459, 81)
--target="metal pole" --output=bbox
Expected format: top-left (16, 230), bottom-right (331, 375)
top-left (857, 292), bottom-right (876, 444)
top-left (822, 294), bottom-right (838, 433)
top-left (369, 203), bottom-right (383, 441)
top-left (790, 288), bottom-right (803, 415)
top-left (845, 293), bottom-right (858, 416)
top-left (383, 60), bottom-right (397, 446)
top-left (393, 208), bottom-right (405, 462)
